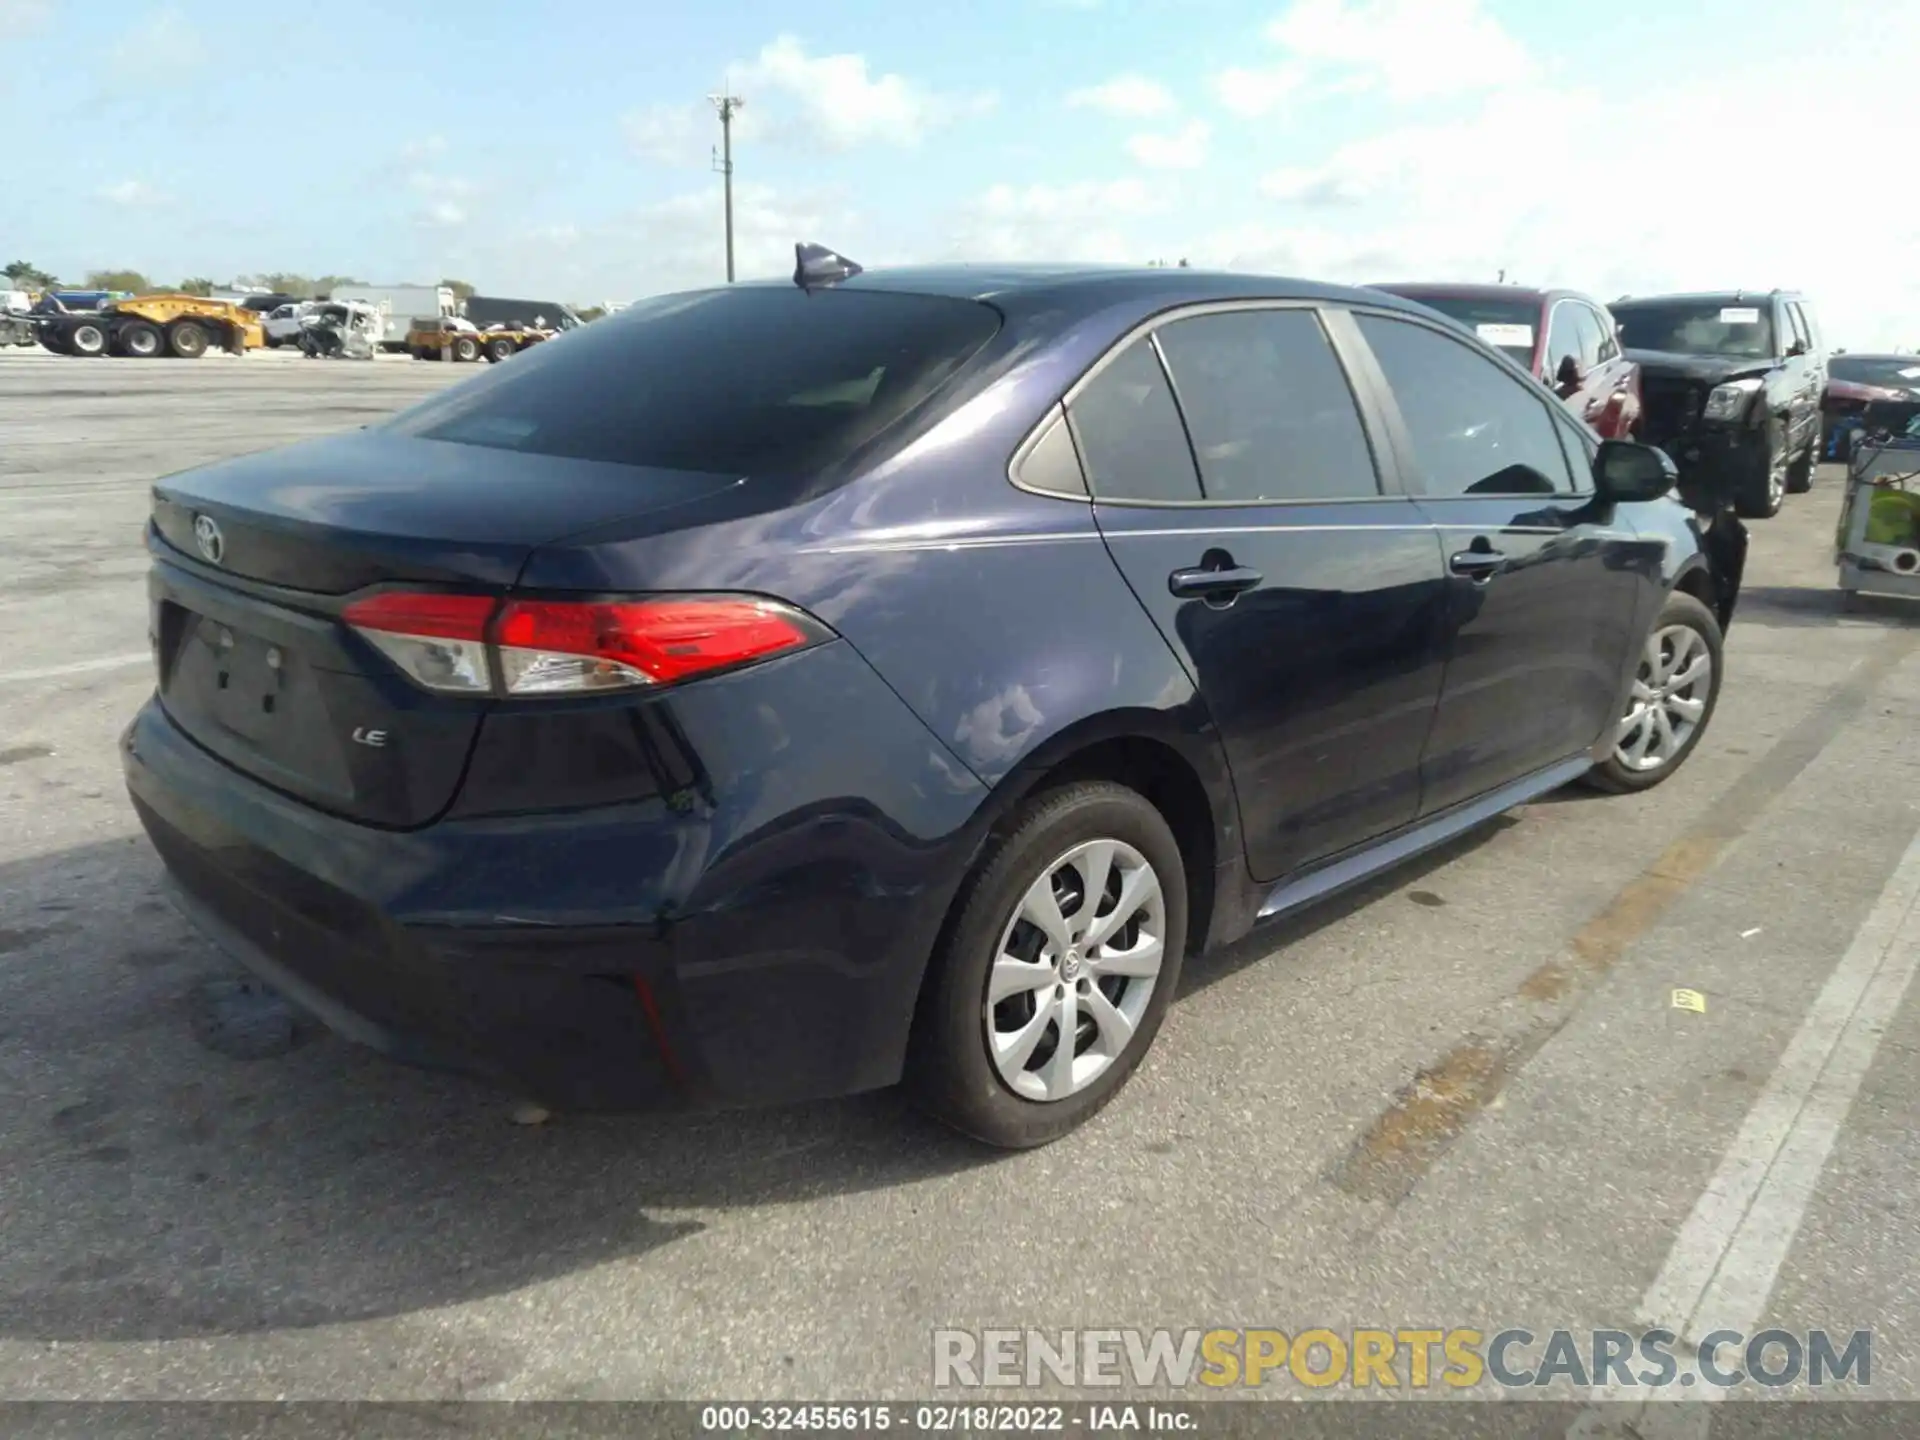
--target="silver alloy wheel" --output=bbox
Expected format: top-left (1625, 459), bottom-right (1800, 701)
top-left (1614, 623), bottom-right (1713, 773)
top-left (984, 837), bottom-right (1167, 1103)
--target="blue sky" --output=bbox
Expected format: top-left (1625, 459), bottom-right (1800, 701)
top-left (3, 0), bottom-right (1914, 347)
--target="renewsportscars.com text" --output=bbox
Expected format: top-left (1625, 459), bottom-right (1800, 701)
top-left (932, 1327), bottom-right (1871, 1391)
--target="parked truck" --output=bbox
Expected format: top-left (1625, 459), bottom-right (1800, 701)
top-left (36, 293), bottom-right (264, 358)
top-left (324, 284), bottom-right (457, 352)
top-left (461, 294), bottom-right (584, 332)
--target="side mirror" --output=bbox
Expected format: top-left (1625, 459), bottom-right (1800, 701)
top-left (1554, 354), bottom-right (1583, 397)
top-left (1787, 339), bottom-right (1810, 358)
top-left (1593, 439), bottom-right (1677, 503)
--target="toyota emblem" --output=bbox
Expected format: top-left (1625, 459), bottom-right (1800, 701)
top-left (193, 514), bottom-right (225, 565)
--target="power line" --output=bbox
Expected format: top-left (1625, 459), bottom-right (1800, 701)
top-left (708, 91), bottom-right (745, 283)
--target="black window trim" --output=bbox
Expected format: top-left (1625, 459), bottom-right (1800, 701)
top-left (1007, 297), bottom-right (1409, 509)
top-left (1342, 304), bottom-right (1596, 501)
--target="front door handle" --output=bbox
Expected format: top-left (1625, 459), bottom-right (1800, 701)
top-left (1448, 548), bottom-right (1506, 580)
top-left (1168, 564), bottom-right (1263, 600)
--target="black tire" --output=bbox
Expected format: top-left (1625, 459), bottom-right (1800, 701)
top-left (116, 320), bottom-right (163, 358)
top-left (1582, 590), bottom-right (1724, 795)
top-left (907, 780), bottom-right (1189, 1149)
top-left (1733, 418), bottom-right (1786, 519)
top-left (485, 337), bottom-right (515, 363)
top-left (1785, 426), bottom-right (1816, 494)
top-left (167, 321), bottom-right (209, 359)
top-left (454, 336), bottom-right (480, 362)
top-left (68, 321), bottom-right (107, 357)
top-left (265, 335), bottom-right (282, 349)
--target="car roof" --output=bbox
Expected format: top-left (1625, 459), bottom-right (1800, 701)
top-left (1613, 290), bottom-right (1804, 306)
top-left (1372, 281), bottom-right (1555, 305)
top-left (729, 262), bottom-right (1445, 323)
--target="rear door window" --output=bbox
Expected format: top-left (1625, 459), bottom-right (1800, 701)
top-left (1066, 340), bottom-right (1203, 503)
top-left (1570, 306), bottom-right (1606, 371)
top-left (1356, 314), bottom-right (1578, 497)
top-left (1152, 308), bottom-right (1379, 502)
top-left (1544, 304), bottom-right (1581, 383)
top-left (388, 287), bottom-right (1002, 476)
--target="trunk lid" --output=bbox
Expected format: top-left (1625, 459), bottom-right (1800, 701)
top-left (149, 428), bottom-right (746, 827)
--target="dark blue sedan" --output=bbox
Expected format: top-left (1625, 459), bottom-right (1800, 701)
top-left (122, 248), bottom-right (1746, 1147)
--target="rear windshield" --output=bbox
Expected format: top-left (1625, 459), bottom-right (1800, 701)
top-left (1393, 295), bottom-right (1539, 366)
top-left (1832, 356), bottom-right (1920, 387)
top-left (388, 286), bottom-right (1001, 476)
top-left (1614, 301), bottom-right (1776, 359)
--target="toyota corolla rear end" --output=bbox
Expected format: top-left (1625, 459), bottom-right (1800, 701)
top-left (122, 281), bottom-right (1004, 1111)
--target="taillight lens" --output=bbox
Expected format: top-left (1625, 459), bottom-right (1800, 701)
top-left (343, 591), bottom-right (828, 696)
top-left (495, 597), bottom-right (826, 693)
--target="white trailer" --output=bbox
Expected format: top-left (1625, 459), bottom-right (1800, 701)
top-left (324, 285), bottom-right (457, 351)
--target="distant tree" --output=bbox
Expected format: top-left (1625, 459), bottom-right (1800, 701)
top-left (440, 278), bottom-right (476, 303)
top-left (575, 305), bottom-right (607, 322)
top-left (177, 276), bottom-right (214, 296)
top-left (86, 269), bottom-right (151, 292)
top-left (4, 259), bottom-right (57, 289)
top-left (1177, 258), bottom-right (1190, 268)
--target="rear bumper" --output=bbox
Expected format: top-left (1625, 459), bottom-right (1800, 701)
top-left (121, 642), bottom-right (989, 1112)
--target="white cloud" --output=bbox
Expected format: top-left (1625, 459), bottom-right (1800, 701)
top-left (624, 103), bottom-right (706, 166)
top-left (733, 34), bottom-right (996, 151)
top-left (438, 183), bottom-right (851, 304)
top-left (1212, 0), bottom-right (1527, 113)
top-left (1127, 120), bottom-right (1210, 171)
top-left (107, 5), bottom-right (204, 79)
top-left (0, 0), bottom-right (53, 31)
top-left (1209, 4), bottom-right (1920, 350)
top-left (97, 179), bottom-right (167, 206)
top-left (1212, 64), bottom-right (1306, 119)
top-left (946, 178), bottom-right (1166, 265)
top-left (399, 136), bottom-right (448, 162)
top-left (1067, 74), bottom-right (1176, 118)
top-left (409, 172), bottom-right (478, 230)
top-left (1262, 0), bottom-right (1534, 103)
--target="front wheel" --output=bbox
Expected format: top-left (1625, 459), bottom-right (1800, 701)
top-left (1582, 591), bottom-right (1724, 794)
top-left (454, 336), bottom-right (479, 362)
top-left (908, 781), bottom-right (1188, 1148)
top-left (1733, 419), bottom-right (1786, 519)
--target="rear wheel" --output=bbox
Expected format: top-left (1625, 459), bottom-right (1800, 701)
top-left (1582, 591), bottom-right (1724, 794)
top-left (484, 337), bottom-right (515, 363)
top-left (68, 321), bottom-right (107, 357)
top-left (116, 320), bottom-right (163, 358)
top-left (908, 781), bottom-right (1187, 1148)
top-left (168, 321), bottom-right (209, 359)
top-left (454, 336), bottom-right (480, 362)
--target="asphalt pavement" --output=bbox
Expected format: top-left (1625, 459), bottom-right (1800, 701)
top-left (1, 346), bottom-right (1916, 1425)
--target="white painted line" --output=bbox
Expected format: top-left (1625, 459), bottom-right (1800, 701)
top-left (0, 652), bottom-right (150, 685)
top-left (1637, 822), bottom-right (1920, 1345)
top-left (1572, 824), bottom-right (1920, 1430)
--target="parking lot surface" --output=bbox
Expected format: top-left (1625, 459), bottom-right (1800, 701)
top-left (1, 347), bottom-right (1916, 1412)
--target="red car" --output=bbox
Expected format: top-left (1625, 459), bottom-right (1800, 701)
top-left (1370, 283), bottom-right (1643, 440)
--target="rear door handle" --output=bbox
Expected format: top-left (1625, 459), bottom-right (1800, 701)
top-left (1168, 564), bottom-right (1263, 600)
top-left (1448, 548), bottom-right (1506, 580)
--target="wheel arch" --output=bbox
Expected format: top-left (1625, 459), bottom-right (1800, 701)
top-left (908, 709), bottom-right (1240, 1034)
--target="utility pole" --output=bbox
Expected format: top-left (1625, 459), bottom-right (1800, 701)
top-left (708, 91), bottom-right (744, 283)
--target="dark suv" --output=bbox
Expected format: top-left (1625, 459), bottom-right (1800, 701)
top-left (1610, 291), bottom-right (1827, 519)
top-left (123, 259), bottom-right (1744, 1148)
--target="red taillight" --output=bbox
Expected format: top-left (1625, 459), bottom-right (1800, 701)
top-left (343, 591), bottom-right (497, 693)
top-left (342, 590), bottom-right (827, 696)
top-left (494, 596), bottom-right (823, 694)
top-left (342, 591), bottom-right (495, 641)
